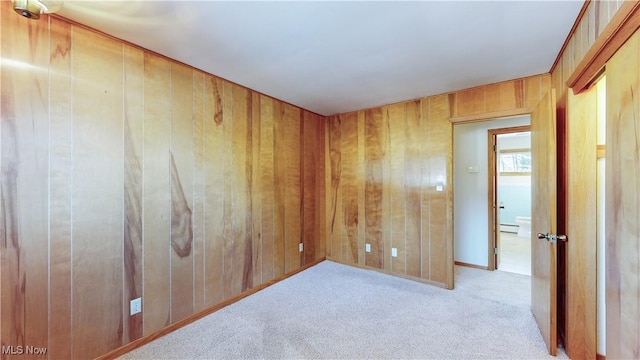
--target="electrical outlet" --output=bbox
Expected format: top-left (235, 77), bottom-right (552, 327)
top-left (391, 247), bottom-right (398, 257)
top-left (365, 243), bottom-right (371, 253)
top-left (130, 297), bottom-right (142, 316)
top-left (299, 243), bottom-right (304, 252)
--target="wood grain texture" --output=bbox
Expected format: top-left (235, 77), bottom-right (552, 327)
top-left (142, 53), bottom-right (171, 335)
top-left (302, 111), bottom-right (317, 264)
top-left (72, 26), bottom-right (124, 359)
top-left (0, 8), bottom-right (49, 358)
top-left (260, 95), bottom-right (276, 281)
top-left (341, 112), bottom-right (359, 264)
top-left (531, 89), bottom-right (558, 356)
top-left (192, 71), bottom-right (205, 312)
top-left (449, 75), bottom-right (548, 124)
top-left (404, 100), bottom-right (422, 278)
top-left (283, 104), bottom-right (301, 272)
top-left (565, 85), bottom-right (597, 360)
top-left (388, 103), bottom-right (406, 274)
top-left (48, 16), bottom-right (73, 360)
top-left (222, 80), bottom-right (235, 299)
top-left (568, 1), bottom-right (640, 93)
top-left (315, 116), bottom-right (327, 261)
top-left (419, 99), bottom-right (431, 280)
top-left (0, 5), bottom-right (327, 357)
top-left (123, 44), bottom-right (144, 343)
top-left (427, 95), bottom-right (452, 286)
top-left (273, 100), bottom-right (286, 277)
top-left (605, 29), bottom-right (640, 359)
top-left (251, 92), bottom-right (262, 285)
top-left (229, 84), bottom-right (251, 296)
top-left (328, 115), bottom-right (343, 261)
top-left (170, 63), bottom-right (195, 323)
top-left (364, 108), bottom-right (385, 269)
top-left (203, 76), bottom-right (224, 307)
top-left (356, 111), bottom-right (366, 266)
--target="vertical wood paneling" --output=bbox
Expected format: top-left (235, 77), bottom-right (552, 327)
top-left (251, 92), bottom-right (262, 284)
top-left (72, 27), bottom-right (123, 359)
top-left (328, 116), bottom-right (343, 261)
top-left (388, 103), bottom-right (406, 274)
top-left (192, 71), bottom-right (205, 312)
top-left (302, 112), bottom-right (317, 264)
top-left (324, 120), bottom-right (333, 258)
top-left (315, 116), bottom-right (327, 260)
top-left (427, 95), bottom-right (451, 285)
top-left (123, 44), bottom-right (144, 343)
top-left (456, 87), bottom-right (485, 116)
top-left (606, 29), bottom-right (640, 359)
top-left (357, 111), bottom-right (366, 265)
top-left (203, 76), bottom-right (224, 307)
top-left (142, 53), bottom-right (171, 335)
top-left (341, 112), bottom-right (359, 264)
top-left (170, 63), bottom-right (194, 323)
top-left (222, 80), bottom-right (234, 298)
top-left (364, 108), bottom-right (384, 269)
top-left (260, 96), bottom-right (276, 281)
top-left (405, 101), bottom-right (422, 278)
top-left (48, 16), bottom-right (73, 360)
top-left (419, 99), bottom-right (431, 280)
top-left (0, 8), bottom-right (49, 358)
top-left (232, 84), bottom-right (252, 294)
top-left (273, 100), bottom-right (286, 277)
top-left (283, 104), bottom-right (301, 272)
top-left (381, 109), bottom-right (392, 273)
top-left (229, 84), bottom-right (251, 296)
top-left (1, 5), bottom-right (328, 357)
top-left (525, 76), bottom-right (542, 108)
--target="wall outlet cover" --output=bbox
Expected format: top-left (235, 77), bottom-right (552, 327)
top-left (299, 243), bottom-right (304, 252)
top-left (365, 243), bottom-right (371, 253)
top-left (130, 297), bottom-right (142, 316)
top-left (391, 247), bottom-right (398, 257)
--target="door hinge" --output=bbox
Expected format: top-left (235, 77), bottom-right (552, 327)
top-left (493, 144), bottom-right (497, 151)
top-left (494, 247), bottom-right (498, 255)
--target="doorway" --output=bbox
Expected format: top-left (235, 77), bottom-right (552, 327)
top-left (453, 115), bottom-right (530, 271)
top-left (488, 127), bottom-right (531, 275)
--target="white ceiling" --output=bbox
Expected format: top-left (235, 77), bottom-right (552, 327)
top-left (55, 1), bottom-right (583, 116)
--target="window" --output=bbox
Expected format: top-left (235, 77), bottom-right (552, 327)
top-left (499, 149), bottom-right (531, 175)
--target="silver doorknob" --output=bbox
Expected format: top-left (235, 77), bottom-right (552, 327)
top-left (537, 233), bottom-right (548, 240)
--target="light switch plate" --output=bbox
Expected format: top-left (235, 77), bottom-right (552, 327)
top-left (391, 247), bottom-right (398, 257)
top-left (130, 298), bottom-right (141, 316)
top-left (365, 243), bottom-right (371, 253)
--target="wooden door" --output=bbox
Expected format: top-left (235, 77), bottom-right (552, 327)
top-left (530, 89), bottom-right (558, 356)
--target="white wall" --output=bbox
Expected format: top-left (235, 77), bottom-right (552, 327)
top-left (453, 115), bottom-right (530, 267)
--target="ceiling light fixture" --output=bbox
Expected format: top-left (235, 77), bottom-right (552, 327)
top-left (12, 0), bottom-right (63, 20)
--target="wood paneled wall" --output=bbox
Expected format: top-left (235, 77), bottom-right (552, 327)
top-left (552, 0), bottom-right (623, 108)
top-left (550, 2), bottom-right (627, 358)
top-left (605, 28), bottom-right (640, 360)
top-left (325, 73), bottom-right (550, 287)
top-left (448, 75), bottom-right (551, 123)
top-left (0, 5), bottom-right (326, 359)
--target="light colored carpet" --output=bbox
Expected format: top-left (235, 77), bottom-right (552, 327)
top-left (121, 261), bottom-right (567, 359)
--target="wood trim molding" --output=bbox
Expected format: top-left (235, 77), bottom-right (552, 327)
top-left (449, 107), bottom-right (534, 124)
top-left (568, 1), bottom-right (640, 93)
top-left (550, 1), bottom-right (592, 74)
top-left (95, 257), bottom-right (326, 360)
top-left (597, 144), bottom-right (606, 159)
top-left (455, 261), bottom-right (490, 271)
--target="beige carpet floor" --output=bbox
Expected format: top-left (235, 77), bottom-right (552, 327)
top-left (121, 261), bottom-right (567, 359)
